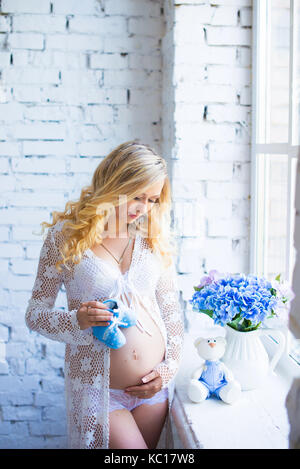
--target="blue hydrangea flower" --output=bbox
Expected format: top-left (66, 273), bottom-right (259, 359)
top-left (189, 272), bottom-right (287, 332)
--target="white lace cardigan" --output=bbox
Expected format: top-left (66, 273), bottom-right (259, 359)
top-left (25, 219), bottom-right (185, 449)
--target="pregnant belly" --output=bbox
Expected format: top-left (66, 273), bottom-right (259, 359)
top-left (109, 299), bottom-right (166, 389)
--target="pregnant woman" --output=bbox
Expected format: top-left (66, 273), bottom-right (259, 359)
top-left (25, 140), bottom-right (184, 449)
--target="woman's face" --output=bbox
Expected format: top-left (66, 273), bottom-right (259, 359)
top-left (127, 179), bottom-right (165, 221)
top-left (116, 179), bottom-right (165, 228)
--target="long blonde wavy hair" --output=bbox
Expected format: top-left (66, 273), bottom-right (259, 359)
top-left (39, 140), bottom-right (178, 273)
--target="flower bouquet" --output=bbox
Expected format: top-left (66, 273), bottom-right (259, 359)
top-left (189, 270), bottom-right (295, 390)
top-left (189, 270), bottom-right (295, 332)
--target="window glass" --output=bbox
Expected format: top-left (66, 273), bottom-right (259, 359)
top-left (269, 0), bottom-right (290, 143)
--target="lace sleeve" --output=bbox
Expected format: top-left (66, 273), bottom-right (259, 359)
top-left (153, 258), bottom-right (184, 389)
top-left (25, 225), bottom-right (93, 345)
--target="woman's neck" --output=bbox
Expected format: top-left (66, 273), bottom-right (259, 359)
top-left (103, 223), bottom-right (130, 239)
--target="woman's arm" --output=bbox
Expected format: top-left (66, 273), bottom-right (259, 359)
top-left (153, 258), bottom-right (185, 389)
top-left (25, 224), bottom-right (93, 345)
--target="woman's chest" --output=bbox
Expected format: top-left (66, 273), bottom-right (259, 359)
top-left (64, 249), bottom-right (161, 302)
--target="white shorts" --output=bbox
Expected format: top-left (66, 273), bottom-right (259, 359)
top-left (109, 387), bottom-right (168, 413)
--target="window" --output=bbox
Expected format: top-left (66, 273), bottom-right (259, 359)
top-left (251, 0), bottom-right (300, 362)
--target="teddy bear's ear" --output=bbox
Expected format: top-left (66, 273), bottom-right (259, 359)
top-left (194, 337), bottom-right (203, 348)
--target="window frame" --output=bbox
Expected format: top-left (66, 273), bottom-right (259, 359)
top-left (250, 0), bottom-right (300, 363)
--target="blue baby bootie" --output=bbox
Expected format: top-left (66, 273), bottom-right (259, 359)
top-left (92, 298), bottom-right (137, 349)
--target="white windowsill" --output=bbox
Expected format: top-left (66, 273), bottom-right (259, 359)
top-left (170, 331), bottom-right (300, 450)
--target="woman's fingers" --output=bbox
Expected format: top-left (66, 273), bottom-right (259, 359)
top-left (142, 370), bottom-right (159, 383)
top-left (78, 300), bottom-right (115, 329)
top-left (125, 376), bottom-right (163, 398)
top-left (91, 322), bottom-right (111, 327)
top-left (83, 300), bottom-right (110, 310)
top-left (84, 301), bottom-right (114, 322)
top-left (87, 309), bottom-right (113, 320)
top-left (88, 316), bottom-right (113, 323)
top-left (87, 307), bottom-right (112, 315)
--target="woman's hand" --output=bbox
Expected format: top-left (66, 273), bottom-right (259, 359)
top-left (124, 370), bottom-right (163, 399)
top-left (76, 300), bottom-right (114, 330)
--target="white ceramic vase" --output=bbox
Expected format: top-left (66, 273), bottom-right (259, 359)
top-left (221, 325), bottom-right (286, 391)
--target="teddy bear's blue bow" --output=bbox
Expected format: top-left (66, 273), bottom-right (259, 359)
top-left (92, 298), bottom-right (137, 349)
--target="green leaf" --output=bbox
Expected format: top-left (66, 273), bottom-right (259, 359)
top-left (227, 313), bottom-right (243, 331)
top-left (275, 273), bottom-right (281, 282)
top-left (227, 322), bottom-right (240, 331)
top-left (228, 318), bottom-right (261, 332)
top-left (228, 313), bottom-right (241, 326)
top-left (242, 322), bottom-right (261, 332)
top-left (243, 318), bottom-right (252, 328)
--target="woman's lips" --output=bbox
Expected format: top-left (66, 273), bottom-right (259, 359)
top-left (129, 214), bottom-right (137, 218)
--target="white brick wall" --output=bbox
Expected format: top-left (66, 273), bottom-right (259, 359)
top-left (163, 0), bottom-right (252, 305)
top-left (0, 0), bottom-right (252, 449)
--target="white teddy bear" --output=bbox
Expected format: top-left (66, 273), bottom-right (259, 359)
top-left (188, 336), bottom-right (242, 405)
